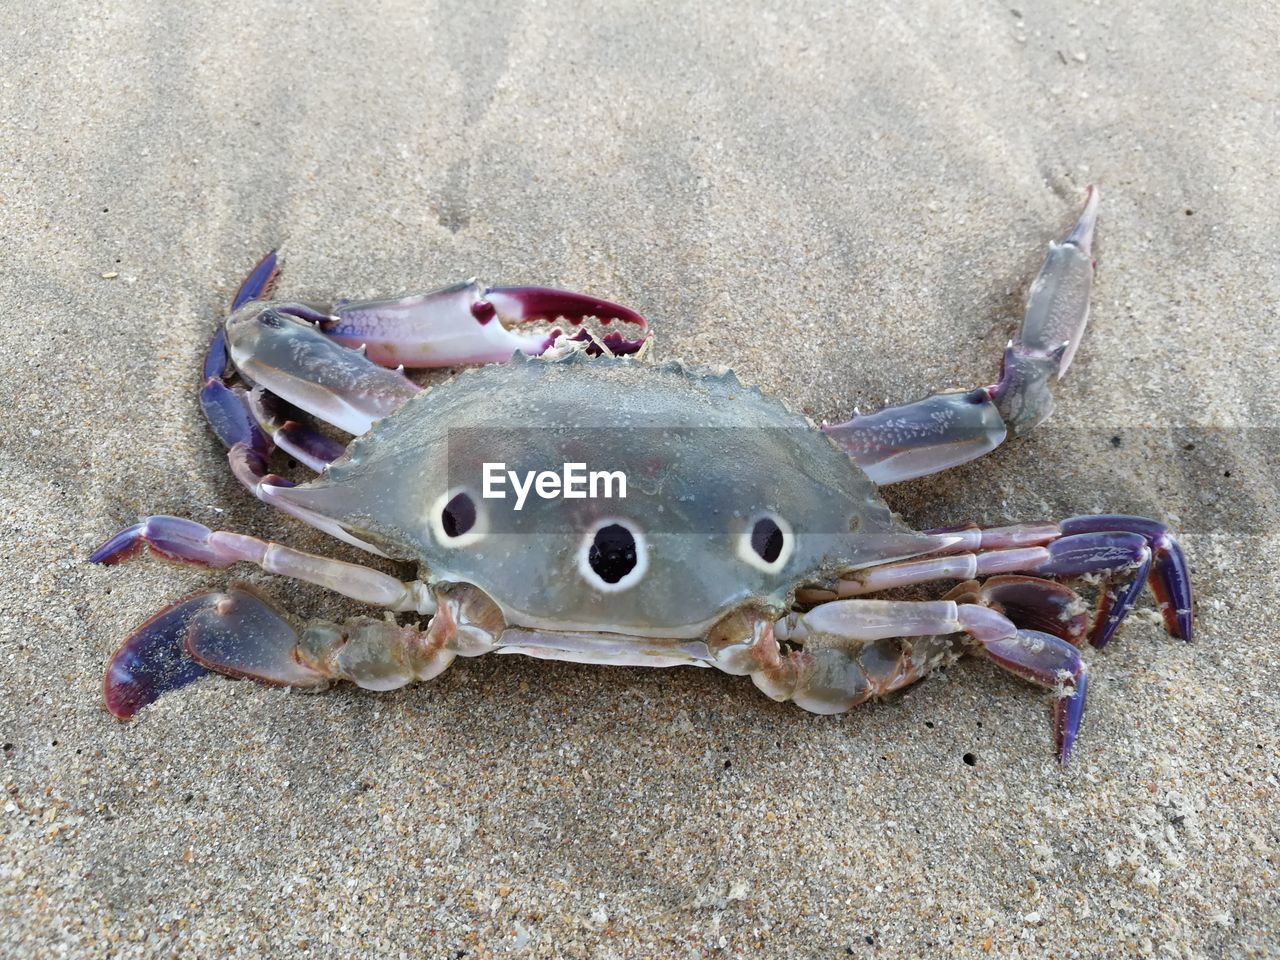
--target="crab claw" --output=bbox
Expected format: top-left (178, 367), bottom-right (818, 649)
top-left (227, 302), bottom-right (422, 435)
top-left (484, 286), bottom-right (646, 333)
top-left (323, 280), bottom-right (648, 368)
top-left (1020, 184), bottom-right (1099, 377)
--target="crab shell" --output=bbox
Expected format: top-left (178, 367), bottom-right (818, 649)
top-left (271, 354), bottom-right (939, 641)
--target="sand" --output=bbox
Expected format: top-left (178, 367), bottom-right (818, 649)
top-left (2, 1), bottom-right (1277, 957)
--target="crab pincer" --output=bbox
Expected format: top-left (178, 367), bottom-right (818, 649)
top-left (825, 187), bottom-right (1101, 482)
top-left (321, 281), bottom-right (648, 368)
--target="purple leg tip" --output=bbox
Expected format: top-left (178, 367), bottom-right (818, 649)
top-left (200, 378), bottom-right (271, 456)
top-left (231, 250), bottom-right (280, 311)
top-left (1055, 664), bottom-right (1089, 765)
top-left (90, 523), bottom-right (146, 564)
top-left (1089, 551), bottom-right (1153, 650)
top-left (1153, 537), bottom-right (1194, 642)
top-left (90, 516), bottom-right (229, 568)
top-left (202, 328), bottom-right (231, 384)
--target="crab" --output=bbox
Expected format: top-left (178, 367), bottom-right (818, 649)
top-left (91, 187), bottom-right (1192, 762)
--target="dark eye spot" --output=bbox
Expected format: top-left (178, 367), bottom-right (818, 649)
top-left (589, 523), bottom-right (637, 584)
top-left (441, 492), bottom-right (476, 538)
top-left (751, 517), bottom-right (784, 564)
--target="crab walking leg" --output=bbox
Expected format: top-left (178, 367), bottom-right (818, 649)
top-left (732, 600), bottom-right (1088, 762)
top-left (245, 388), bottom-right (347, 472)
top-left (943, 575), bottom-right (1091, 648)
top-left (800, 513), bottom-right (1192, 648)
top-left (321, 280), bottom-right (649, 368)
top-left (824, 187), bottom-right (1099, 483)
top-left (224, 442), bottom-right (391, 556)
top-left (203, 321), bottom-right (347, 474)
top-left (198, 250), bottom-right (283, 458)
top-left (89, 515), bottom-right (432, 613)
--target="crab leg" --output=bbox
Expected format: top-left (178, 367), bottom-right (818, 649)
top-left (225, 442), bottom-right (390, 556)
top-left (90, 515), bottom-right (431, 612)
top-left (943, 575), bottom-right (1091, 647)
top-left (200, 253), bottom-right (351, 487)
top-left (101, 582), bottom-right (505, 719)
top-left (802, 513), bottom-right (1191, 648)
top-left (824, 187), bottom-right (1099, 483)
top-left (245, 388), bottom-right (347, 472)
top-left (738, 599), bottom-right (1088, 762)
top-left (322, 281), bottom-right (648, 368)
top-left (198, 251), bottom-right (282, 458)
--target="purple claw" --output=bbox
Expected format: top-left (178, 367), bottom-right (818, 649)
top-left (1037, 531), bottom-right (1148, 578)
top-left (231, 250), bottom-right (279, 310)
top-left (1054, 663), bottom-right (1089, 764)
top-left (90, 516), bottom-right (235, 568)
top-left (201, 251), bottom-right (284, 455)
top-left (103, 591), bottom-right (219, 719)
